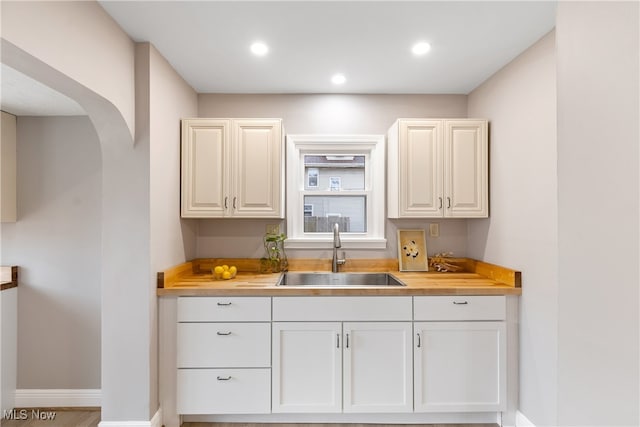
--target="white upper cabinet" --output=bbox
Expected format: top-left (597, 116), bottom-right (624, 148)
top-left (388, 119), bottom-right (488, 218)
top-left (1, 111), bottom-right (17, 223)
top-left (181, 118), bottom-right (284, 218)
top-left (181, 119), bottom-right (229, 218)
top-left (444, 120), bottom-right (489, 217)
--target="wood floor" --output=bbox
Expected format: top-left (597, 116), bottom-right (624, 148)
top-left (1, 409), bottom-right (498, 427)
top-left (183, 424), bottom-right (498, 427)
top-left (1, 408), bottom-right (100, 427)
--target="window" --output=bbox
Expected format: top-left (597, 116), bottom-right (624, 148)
top-left (303, 204), bottom-right (314, 217)
top-left (286, 134), bottom-right (386, 249)
top-left (307, 168), bottom-right (319, 188)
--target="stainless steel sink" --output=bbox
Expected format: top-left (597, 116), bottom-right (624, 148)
top-left (276, 272), bottom-right (406, 287)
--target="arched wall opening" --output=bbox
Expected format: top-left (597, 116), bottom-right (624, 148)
top-left (2, 39), bottom-right (154, 421)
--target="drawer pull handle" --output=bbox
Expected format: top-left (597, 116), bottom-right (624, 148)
top-left (453, 301), bottom-right (468, 305)
top-left (345, 333), bottom-right (350, 349)
top-left (217, 302), bottom-right (232, 306)
top-left (447, 197), bottom-right (451, 209)
top-left (216, 331), bottom-right (232, 336)
top-left (336, 333), bottom-right (340, 348)
top-left (438, 197), bottom-right (443, 209)
top-left (216, 376), bottom-right (232, 381)
top-left (224, 197), bottom-right (228, 209)
top-left (417, 333), bottom-right (422, 348)
top-left (233, 197), bottom-right (237, 209)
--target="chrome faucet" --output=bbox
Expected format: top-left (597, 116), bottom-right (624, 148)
top-left (332, 223), bottom-right (346, 273)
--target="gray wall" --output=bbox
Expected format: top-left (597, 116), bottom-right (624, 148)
top-left (197, 94), bottom-right (470, 260)
top-left (147, 43), bottom-right (198, 417)
top-left (1, 116), bottom-right (102, 389)
top-left (467, 32), bottom-right (558, 425)
top-left (1, 2), bottom-right (191, 422)
top-left (469, 3), bottom-right (640, 425)
top-left (556, 3), bottom-right (638, 425)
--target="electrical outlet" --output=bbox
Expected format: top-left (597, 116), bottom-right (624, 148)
top-left (266, 224), bottom-right (280, 235)
top-left (429, 223), bottom-right (440, 238)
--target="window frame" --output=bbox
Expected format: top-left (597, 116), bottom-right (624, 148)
top-left (285, 134), bottom-right (386, 249)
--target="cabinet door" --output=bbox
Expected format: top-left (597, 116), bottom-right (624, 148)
top-left (232, 119), bottom-right (283, 218)
top-left (414, 321), bottom-right (506, 412)
top-left (272, 322), bottom-right (342, 413)
top-left (397, 120), bottom-right (443, 217)
top-left (443, 120), bottom-right (488, 217)
top-left (343, 322), bottom-right (413, 413)
top-left (181, 119), bottom-right (229, 218)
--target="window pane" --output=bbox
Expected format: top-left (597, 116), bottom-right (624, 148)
top-left (303, 195), bottom-right (366, 233)
top-left (304, 155), bottom-right (365, 191)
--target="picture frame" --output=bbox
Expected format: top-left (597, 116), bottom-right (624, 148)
top-left (397, 229), bottom-right (429, 271)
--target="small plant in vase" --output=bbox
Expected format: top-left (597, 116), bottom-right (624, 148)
top-left (260, 231), bottom-right (288, 273)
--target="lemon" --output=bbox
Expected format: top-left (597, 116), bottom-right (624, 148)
top-left (222, 265), bottom-right (230, 271)
top-left (222, 271), bottom-right (232, 280)
top-left (229, 266), bottom-right (237, 276)
top-left (213, 266), bottom-right (224, 274)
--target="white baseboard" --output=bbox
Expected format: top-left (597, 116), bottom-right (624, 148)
top-left (516, 410), bottom-right (536, 427)
top-left (14, 389), bottom-right (101, 408)
top-left (98, 408), bottom-right (162, 427)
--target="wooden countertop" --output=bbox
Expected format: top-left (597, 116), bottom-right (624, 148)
top-left (157, 258), bottom-right (521, 296)
top-left (0, 266), bottom-right (18, 291)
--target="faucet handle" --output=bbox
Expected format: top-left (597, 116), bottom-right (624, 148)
top-left (338, 252), bottom-right (347, 265)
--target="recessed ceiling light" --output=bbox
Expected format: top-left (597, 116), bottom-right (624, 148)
top-left (412, 41), bottom-right (431, 56)
top-left (331, 73), bottom-right (346, 85)
top-left (250, 42), bottom-right (269, 56)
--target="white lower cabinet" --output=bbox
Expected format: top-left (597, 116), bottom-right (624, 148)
top-left (176, 297), bottom-right (272, 414)
top-left (171, 295), bottom-right (513, 420)
top-left (272, 296), bottom-right (413, 414)
top-left (414, 296), bottom-right (507, 412)
top-left (343, 322), bottom-right (413, 413)
top-left (272, 322), bottom-right (342, 413)
top-left (177, 368), bottom-right (271, 414)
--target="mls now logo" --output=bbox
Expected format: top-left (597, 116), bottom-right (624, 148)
top-left (3, 409), bottom-right (56, 420)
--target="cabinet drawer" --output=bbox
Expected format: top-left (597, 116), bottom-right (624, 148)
top-left (414, 296), bottom-right (505, 321)
top-left (178, 322), bottom-right (270, 368)
top-left (177, 368), bottom-right (270, 414)
top-left (273, 297), bottom-right (412, 321)
top-left (177, 297), bottom-right (271, 321)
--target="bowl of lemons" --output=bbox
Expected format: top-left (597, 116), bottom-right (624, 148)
top-left (212, 265), bottom-right (237, 280)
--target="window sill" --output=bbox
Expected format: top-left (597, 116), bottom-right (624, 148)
top-left (285, 238), bottom-right (387, 250)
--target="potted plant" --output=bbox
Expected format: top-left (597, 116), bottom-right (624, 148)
top-left (260, 231), bottom-right (288, 273)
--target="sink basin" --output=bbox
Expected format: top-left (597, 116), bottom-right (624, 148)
top-left (276, 272), bottom-right (406, 287)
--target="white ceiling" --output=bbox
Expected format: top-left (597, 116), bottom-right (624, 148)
top-left (100, 1), bottom-right (557, 94)
top-left (0, 1), bottom-right (557, 116)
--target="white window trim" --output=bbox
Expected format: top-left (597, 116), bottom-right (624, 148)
top-left (286, 134), bottom-right (387, 250)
